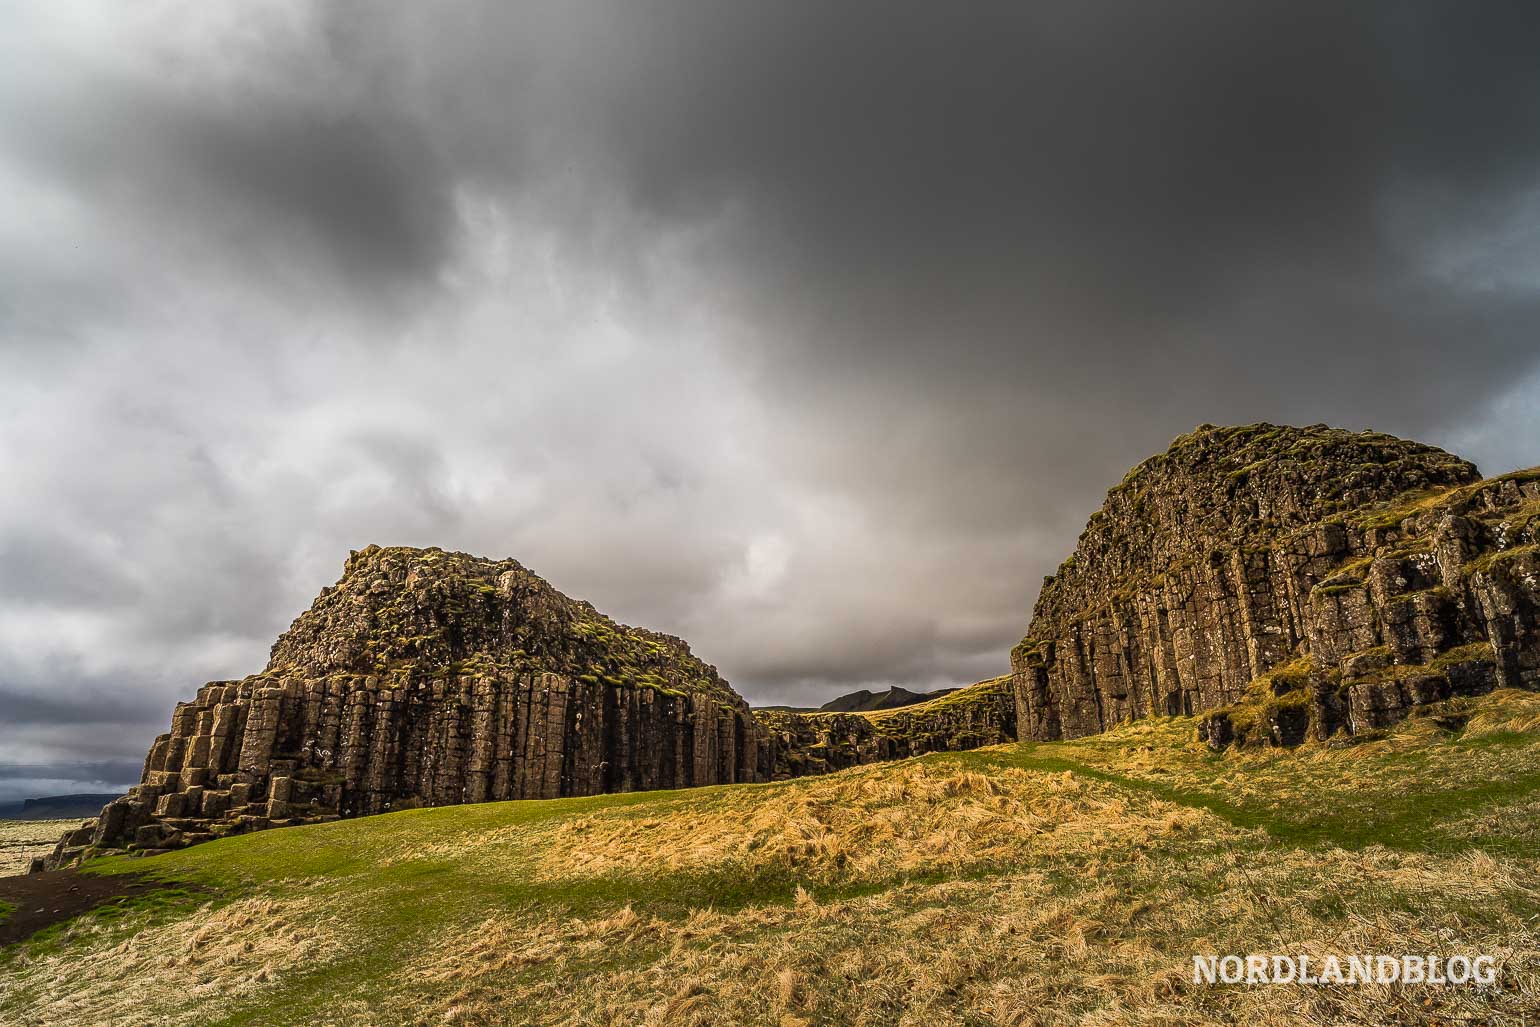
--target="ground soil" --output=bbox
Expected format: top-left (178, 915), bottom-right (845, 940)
top-left (0, 869), bottom-right (173, 946)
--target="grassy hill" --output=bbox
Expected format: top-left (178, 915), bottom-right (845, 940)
top-left (4, 692), bottom-right (1540, 1025)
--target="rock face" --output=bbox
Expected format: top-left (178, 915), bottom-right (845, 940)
top-left (757, 677), bottom-right (1015, 778)
top-left (48, 547), bottom-right (768, 866)
top-left (1011, 423), bottom-right (1540, 747)
top-left (48, 546), bottom-right (1017, 867)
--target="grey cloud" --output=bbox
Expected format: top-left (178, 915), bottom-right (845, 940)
top-left (315, 1), bottom-right (1540, 538)
top-left (0, 678), bottom-right (167, 729)
top-left (0, 7), bottom-right (453, 316)
top-left (0, 762), bottom-right (141, 804)
top-left (0, 762), bottom-right (143, 783)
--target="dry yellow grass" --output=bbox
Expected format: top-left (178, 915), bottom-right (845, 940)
top-left (1464, 689), bottom-right (1540, 738)
top-left (4, 894), bottom-right (344, 1026)
top-left (0, 820), bottom-right (80, 878)
top-left (533, 765), bottom-right (1222, 886)
top-left (407, 843), bottom-right (1538, 1026)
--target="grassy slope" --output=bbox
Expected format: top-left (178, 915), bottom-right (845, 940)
top-left (4, 694), bottom-right (1540, 1026)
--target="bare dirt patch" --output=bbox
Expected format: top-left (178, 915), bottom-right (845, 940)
top-left (0, 868), bottom-right (173, 946)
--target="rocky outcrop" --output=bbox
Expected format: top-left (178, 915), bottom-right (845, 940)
top-left (46, 546), bottom-right (1017, 868)
top-left (1010, 423), bottom-right (1540, 748)
top-left (757, 676), bottom-right (1015, 778)
top-left (47, 547), bottom-right (768, 867)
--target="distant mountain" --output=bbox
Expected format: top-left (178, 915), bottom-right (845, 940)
top-left (0, 793), bottom-right (121, 821)
top-left (817, 685), bottom-right (957, 713)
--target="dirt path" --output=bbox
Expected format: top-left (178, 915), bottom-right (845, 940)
top-left (0, 869), bottom-right (173, 946)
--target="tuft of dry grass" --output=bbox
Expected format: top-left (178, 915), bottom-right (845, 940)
top-left (1463, 688), bottom-right (1540, 738)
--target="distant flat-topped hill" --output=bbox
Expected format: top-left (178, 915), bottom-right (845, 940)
top-left (759, 685), bottom-right (960, 714)
top-left (0, 794), bottom-right (123, 821)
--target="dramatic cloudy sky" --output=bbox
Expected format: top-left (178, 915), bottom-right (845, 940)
top-left (3, 1), bottom-right (1540, 801)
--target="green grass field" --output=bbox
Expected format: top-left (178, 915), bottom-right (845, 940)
top-left (3, 691), bottom-right (1539, 1025)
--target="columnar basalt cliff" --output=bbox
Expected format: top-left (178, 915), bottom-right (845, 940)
top-left (47, 547), bottom-right (1017, 867)
top-left (756, 676), bottom-right (1016, 779)
top-left (48, 547), bottom-right (770, 866)
top-left (1011, 423), bottom-right (1540, 748)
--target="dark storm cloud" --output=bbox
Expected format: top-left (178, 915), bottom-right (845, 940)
top-left (323, 0), bottom-right (1540, 523)
top-left (565, 1), bottom-right (1540, 410)
top-left (0, 5), bottom-right (453, 316)
top-left (0, 686), bottom-right (161, 729)
top-left (4, 1), bottom-right (1540, 799)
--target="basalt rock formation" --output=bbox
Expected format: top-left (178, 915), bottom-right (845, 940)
top-left (48, 547), bottom-right (769, 866)
top-left (1010, 423), bottom-right (1540, 748)
top-left (47, 547), bottom-right (1015, 867)
top-left (49, 422), bottom-right (1540, 867)
top-left (756, 676), bottom-right (1015, 778)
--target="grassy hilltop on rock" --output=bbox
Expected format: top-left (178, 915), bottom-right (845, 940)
top-left (1013, 423), bottom-right (1540, 746)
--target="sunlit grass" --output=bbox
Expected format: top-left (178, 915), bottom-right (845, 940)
top-left (0, 819), bottom-right (81, 877)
